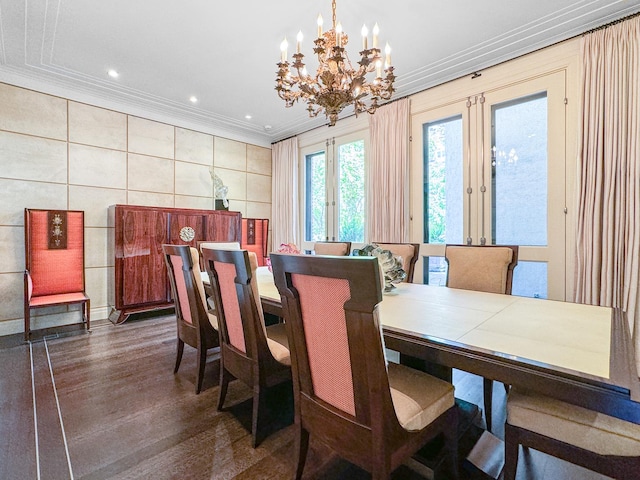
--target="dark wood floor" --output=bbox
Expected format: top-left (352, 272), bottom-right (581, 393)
top-left (0, 315), bottom-right (613, 480)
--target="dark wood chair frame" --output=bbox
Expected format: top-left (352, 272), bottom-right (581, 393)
top-left (162, 244), bottom-right (219, 394)
top-left (202, 248), bottom-right (291, 448)
top-left (312, 241), bottom-right (352, 256)
top-left (445, 243), bottom-right (519, 432)
top-left (24, 208), bottom-right (90, 341)
top-left (504, 421), bottom-right (640, 479)
top-left (270, 253), bottom-right (459, 480)
top-left (372, 242), bottom-right (420, 283)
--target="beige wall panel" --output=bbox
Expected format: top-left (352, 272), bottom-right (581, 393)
top-left (175, 128), bottom-right (213, 165)
top-left (69, 102), bottom-right (127, 150)
top-left (0, 84), bottom-right (67, 140)
top-left (128, 116), bottom-right (174, 159)
top-left (69, 144), bottom-right (127, 189)
top-left (246, 173), bottom-right (271, 203)
top-left (175, 161), bottom-right (211, 197)
top-left (127, 191), bottom-right (174, 208)
top-left (69, 186), bottom-right (126, 227)
top-left (246, 202), bottom-right (271, 221)
top-left (0, 179), bottom-right (67, 226)
top-left (128, 153), bottom-right (174, 194)
top-left (0, 131), bottom-right (67, 183)
top-left (214, 137), bottom-right (246, 170)
top-left (0, 226), bottom-right (24, 273)
top-left (86, 267), bottom-right (108, 308)
top-left (247, 144), bottom-right (272, 175)
top-left (227, 200), bottom-right (247, 217)
top-left (0, 273), bottom-right (22, 321)
top-left (214, 168), bottom-right (246, 201)
top-left (174, 195), bottom-right (214, 210)
top-left (85, 227), bottom-right (109, 268)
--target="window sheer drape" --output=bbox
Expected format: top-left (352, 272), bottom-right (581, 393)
top-left (574, 16), bottom-right (640, 373)
top-left (271, 137), bottom-right (299, 249)
top-left (366, 98), bottom-right (410, 242)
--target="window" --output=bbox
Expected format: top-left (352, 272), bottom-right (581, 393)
top-left (301, 136), bottom-right (366, 249)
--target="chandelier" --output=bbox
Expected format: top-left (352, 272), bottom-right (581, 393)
top-left (275, 0), bottom-right (395, 126)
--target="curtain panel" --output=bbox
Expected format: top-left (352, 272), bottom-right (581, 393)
top-left (574, 16), bottom-right (640, 373)
top-left (271, 137), bottom-right (299, 249)
top-left (367, 98), bottom-right (410, 243)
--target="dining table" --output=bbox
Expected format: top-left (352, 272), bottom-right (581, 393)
top-left (255, 265), bottom-right (640, 425)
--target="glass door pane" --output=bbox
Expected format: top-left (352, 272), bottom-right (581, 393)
top-left (424, 116), bottom-right (464, 245)
top-left (491, 93), bottom-right (548, 246)
top-left (337, 140), bottom-right (365, 242)
top-left (304, 150), bottom-right (326, 242)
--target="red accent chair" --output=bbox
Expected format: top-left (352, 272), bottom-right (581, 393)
top-left (270, 253), bottom-right (459, 479)
top-left (24, 209), bottom-right (90, 341)
top-left (162, 245), bottom-right (220, 394)
top-left (202, 248), bottom-right (291, 447)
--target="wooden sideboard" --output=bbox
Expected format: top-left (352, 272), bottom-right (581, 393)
top-left (108, 204), bottom-right (241, 324)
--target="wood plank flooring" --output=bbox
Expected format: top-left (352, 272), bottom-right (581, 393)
top-left (0, 315), bottom-right (614, 479)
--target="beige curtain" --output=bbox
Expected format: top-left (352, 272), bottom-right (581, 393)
top-left (367, 98), bottom-right (410, 242)
top-left (271, 137), bottom-right (299, 249)
top-left (574, 16), bottom-right (640, 373)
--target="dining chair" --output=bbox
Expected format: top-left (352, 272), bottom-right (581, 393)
top-left (445, 243), bottom-right (519, 432)
top-left (24, 209), bottom-right (90, 340)
top-left (196, 241), bottom-right (241, 299)
top-left (372, 242), bottom-right (420, 283)
top-left (504, 386), bottom-right (640, 479)
top-left (270, 253), bottom-right (459, 479)
top-left (202, 248), bottom-right (291, 447)
top-left (312, 241), bottom-right (352, 256)
top-left (162, 244), bottom-right (219, 394)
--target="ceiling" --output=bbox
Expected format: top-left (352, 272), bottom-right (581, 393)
top-left (1, 1), bottom-right (639, 147)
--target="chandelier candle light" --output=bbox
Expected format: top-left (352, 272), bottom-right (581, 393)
top-left (275, 0), bottom-right (395, 126)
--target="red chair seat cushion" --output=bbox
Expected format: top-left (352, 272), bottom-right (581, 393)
top-left (30, 292), bottom-right (88, 307)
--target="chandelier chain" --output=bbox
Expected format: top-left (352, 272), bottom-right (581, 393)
top-left (332, 0), bottom-right (337, 29)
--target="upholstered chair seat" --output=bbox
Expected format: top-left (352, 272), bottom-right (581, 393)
top-left (388, 362), bottom-right (455, 431)
top-left (505, 387), bottom-right (640, 478)
top-left (507, 388), bottom-right (640, 455)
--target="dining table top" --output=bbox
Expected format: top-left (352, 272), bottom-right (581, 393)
top-left (256, 265), bottom-right (640, 423)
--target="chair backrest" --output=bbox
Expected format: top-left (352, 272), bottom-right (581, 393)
top-left (25, 209), bottom-right (85, 297)
top-left (163, 244), bottom-right (212, 331)
top-left (241, 218), bottom-right (269, 266)
top-left (270, 253), bottom-right (393, 430)
top-left (202, 249), bottom-right (271, 362)
top-left (372, 242), bottom-right (420, 283)
top-left (445, 244), bottom-right (519, 294)
top-left (313, 241), bottom-right (352, 256)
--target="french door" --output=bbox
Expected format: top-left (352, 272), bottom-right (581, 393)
top-left (411, 71), bottom-right (567, 300)
top-left (299, 133), bottom-right (366, 252)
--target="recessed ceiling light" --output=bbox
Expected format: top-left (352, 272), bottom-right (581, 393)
top-left (245, 114), bottom-right (252, 120)
top-left (107, 69), bottom-right (119, 78)
top-left (189, 96), bottom-right (198, 103)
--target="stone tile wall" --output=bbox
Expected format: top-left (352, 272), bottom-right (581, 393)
top-left (0, 82), bottom-right (272, 335)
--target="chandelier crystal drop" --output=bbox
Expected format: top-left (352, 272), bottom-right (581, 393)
top-left (275, 0), bottom-right (395, 126)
